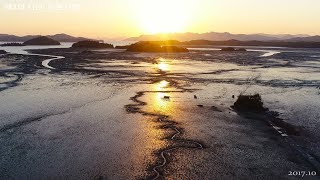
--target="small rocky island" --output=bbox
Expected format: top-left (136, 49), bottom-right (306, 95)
top-left (221, 47), bottom-right (247, 52)
top-left (71, 40), bottom-right (114, 48)
top-left (121, 41), bottom-right (188, 53)
top-left (0, 50), bottom-right (7, 54)
top-left (232, 94), bottom-right (267, 112)
top-left (23, 36), bottom-right (61, 45)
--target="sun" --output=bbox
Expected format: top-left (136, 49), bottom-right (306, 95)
top-left (135, 0), bottom-right (194, 34)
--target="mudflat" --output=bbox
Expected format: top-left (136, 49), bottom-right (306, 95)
top-left (0, 47), bottom-right (319, 179)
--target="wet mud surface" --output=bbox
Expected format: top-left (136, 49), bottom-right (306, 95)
top-left (0, 47), bottom-right (320, 179)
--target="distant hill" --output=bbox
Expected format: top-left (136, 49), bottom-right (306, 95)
top-left (123, 41), bottom-right (188, 53)
top-left (285, 35), bottom-right (320, 42)
top-left (23, 36), bottom-right (61, 45)
top-left (47, 34), bottom-right (91, 42)
top-left (0, 33), bottom-right (92, 42)
top-left (126, 32), bottom-right (311, 42)
top-left (0, 34), bottom-right (34, 42)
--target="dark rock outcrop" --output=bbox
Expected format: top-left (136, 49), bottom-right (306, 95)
top-left (233, 94), bottom-right (267, 112)
top-left (126, 41), bottom-right (188, 53)
top-left (23, 36), bottom-right (60, 45)
top-left (232, 94), bottom-right (300, 136)
top-left (72, 40), bottom-right (114, 49)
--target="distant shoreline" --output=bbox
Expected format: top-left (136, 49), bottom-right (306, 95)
top-left (144, 40), bottom-right (320, 48)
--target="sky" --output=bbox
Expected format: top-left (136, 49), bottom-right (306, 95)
top-left (1, 0), bottom-right (320, 39)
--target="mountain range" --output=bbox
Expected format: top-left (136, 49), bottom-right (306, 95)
top-left (285, 35), bottom-right (320, 42)
top-left (0, 33), bottom-right (92, 42)
top-left (126, 32), bottom-right (320, 42)
top-left (1, 32), bottom-right (320, 43)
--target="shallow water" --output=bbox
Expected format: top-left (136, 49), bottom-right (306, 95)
top-left (0, 42), bottom-right (73, 54)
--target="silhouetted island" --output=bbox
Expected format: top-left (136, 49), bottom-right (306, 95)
top-left (0, 42), bottom-right (25, 47)
top-left (23, 36), bottom-right (61, 45)
top-left (118, 41), bottom-right (188, 53)
top-left (221, 47), bottom-right (247, 51)
top-left (0, 50), bottom-right (7, 54)
top-left (72, 40), bottom-right (114, 48)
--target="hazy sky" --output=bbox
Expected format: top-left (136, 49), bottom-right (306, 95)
top-left (1, 0), bottom-right (320, 38)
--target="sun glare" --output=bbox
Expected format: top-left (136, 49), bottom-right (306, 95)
top-left (158, 62), bottom-right (170, 72)
top-left (136, 0), bottom-right (194, 34)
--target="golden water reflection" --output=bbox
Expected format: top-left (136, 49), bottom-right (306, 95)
top-left (150, 80), bottom-right (172, 114)
top-left (156, 92), bottom-right (170, 110)
top-left (156, 80), bottom-right (169, 91)
top-left (157, 58), bottom-right (170, 72)
top-left (158, 62), bottom-right (169, 71)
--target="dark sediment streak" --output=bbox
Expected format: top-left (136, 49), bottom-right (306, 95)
top-left (0, 73), bottom-right (23, 91)
top-left (0, 54), bottom-right (47, 92)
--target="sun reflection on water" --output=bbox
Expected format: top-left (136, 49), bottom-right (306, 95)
top-left (153, 92), bottom-right (170, 114)
top-left (157, 58), bottom-right (170, 72)
top-left (151, 58), bottom-right (174, 114)
top-left (156, 80), bottom-right (169, 90)
top-left (151, 80), bottom-right (171, 114)
top-left (158, 62), bottom-right (169, 71)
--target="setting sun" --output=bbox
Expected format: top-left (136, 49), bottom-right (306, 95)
top-left (135, 0), bottom-right (195, 34)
